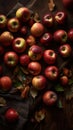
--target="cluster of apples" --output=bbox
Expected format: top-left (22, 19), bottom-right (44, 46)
top-left (0, 2), bottom-right (73, 123)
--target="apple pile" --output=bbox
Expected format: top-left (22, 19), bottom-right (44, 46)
top-left (0, 5), bottom-right (73, 122)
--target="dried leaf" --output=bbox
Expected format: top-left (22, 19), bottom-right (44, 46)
top-left (48, 0), bottom-right (56, 11)
top-left (34, 13), bottom-right (41, 22)
top-left (21, 86), bottom-right (30, 99)
top-left (35, 109), bottom-right (46, 122)
top-left (65, 86), bottom-right (73, 100)
top-left (30, 87), bottom-right (38, 98)
top-left (20, 67), bottom-right (29, 75)
top-left (0, 97), bottom-right (6, 106)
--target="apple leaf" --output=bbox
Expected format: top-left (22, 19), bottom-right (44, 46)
top-left (68, 79), bottom-right (73, 85)
top-left (55, 84), bottom-right (64, 92)
top-left (0, 97), bottom-right (7, 106)
top-left (57, 100), bottom-right (63, 108)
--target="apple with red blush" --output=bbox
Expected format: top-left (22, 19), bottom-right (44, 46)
top-left (62, 0), bottom-right (73, 9)
top-left (60, 75), bottom-right (69, 86)
top-left (42, 13), bottom-right (54, 28)
top-left (19, 54), bottom-right (30, 66)
top-left (43, 49), bottom-right (57, 64)
top-left (26, 35), bottom-right (36, 46)
top-left (31, 22), bottom-right (44, 37)
top-left (42, 91), bottom-right (57, 106)
top-left (28, 18), bottom-right (35, 27)
top-left (32, 75), bottom-right (47, 90)
top-left (45, 66), bottom-right (59, 81)
top-left (7, 18), bottom-right (20, 32)
top-left (4, 51), bottom-right (18, 67)
top-left (0, 76), bottom-right (12, 91)
top-left (40, 32), bottom-right (53, 46)
top-left (53, 29), bottom-right (67, 43)
top-left (12, 37), bottom-right (26, 53)
top-left (68, 28), bottom-right (73, 42)
top-left (59, 44), bottom-right (72, 58)
top-left (54, 11), bottom-right (67, 25)
top-left (5, 108), bottom-right (19, 122)
top-left (28, 61), bottom-right (41, 75)
top-left (0, 31), bottom-right (14, 46)
top-left (20, 26), bottom-right (27, 35)
top-left (28, 45), bottom-right (43, 61)
top-left (0, 14), bottom-right (7, 28)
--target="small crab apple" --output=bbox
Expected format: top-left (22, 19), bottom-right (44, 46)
top-left (68, 28), bottom-right (73, 42)
top-left (43, 49), bottom-right (57, 64)
top-left (31, 23), bottom-right (44, 37)
top-left (42, 91), bottom-right (57, 106)
top-left (53, 29), bottom-right (67, 43)
top-left (26, 35), bottom-right (36, 46)
top-left (28, 61), bottom-right (41, 75)
top-left (16, 7), bottom-right (31, 22)
top-left (19, 54), bottom-right (30, 66)
top-left (32, 75), bottom-right (47, 90)
top-left (44, 66), bottom-right (59, 81)
top-left (42, 13), bottom-right (54, 27)
top-left (0, 14), bottom-right (7, 28)
top-left (28, 45), bottom-right (43, 61)
top-left (20, 26), bottom-right (27, 35)
top-left (59, 44), bottom-right (72, 58)
top-left (5, 108), bottom-right (19, 122)
top-left (60, 75), bottom-right (69, 86)
top-left (40, 32), bottom-right (53, 46)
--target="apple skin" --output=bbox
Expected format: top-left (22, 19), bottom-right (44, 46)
top-left (43, 49), bottom-right (57, 64)
top-left (7, 18), bottom-right (20, 32)
top-left (20, 26), bottom-right (27, 35)
top-left (19, 54), bottom-right (30, 66)
top-left (40, 32), bottom-right (53, 46)
top-left (28, 45), bottom-right (43, 61)
top-left (60, 75), bottom-right (69, 86)
top-left (44, 66), bottom-right (59, 81)
top-left (5, 108), bottom-right (19, 122)
top-left (4, 51), bottom-right (18, 67)
top-left (28, 18), bottom-right (35, 27)
top-left (59, 44), bottom-right (72, 58)
top-left (12, 37), bottom-right (26, 53)
top-left (32, 75), bottom-right (47, 90)
top-left (42, 13), bottom-right (54, 27)
top-left (28, 61), bottom-right (41, 75)
top-left (30, 23), bottom-right (44, 37)
top-left (53, 30), bottom-right (67, 43)
top-left (0, 65), bottom-right (3, 75)
top-left (0, 31), bottom-right (14, 46)
top-left (68, 28), bottom-right (73, 42)
top-left (16, 7), bottom-right (30, 22)
top-left (26, 35), bottom-right (36, 46)
top-left (0, 14), bottom-right (7, 28)
top-left (0, 46), bottom-right (4, 55)
top-left (54, 11), bottom-right (67, 25)
top-left (62, 0), bottom-right (73, 9)
top-left (0, 76), bottom-right (12, 91)
top-left (42, 91), bottom-right (57, 106)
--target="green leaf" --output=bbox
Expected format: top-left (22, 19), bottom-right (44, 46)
top-left (57, 100), bottom-right (63, 108)
top-left (55, 84), bottom-right (64, 92)
top-left (68, 79), bottom-right (73, 85)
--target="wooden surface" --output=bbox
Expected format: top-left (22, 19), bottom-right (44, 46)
top-left (0, 0), bottom-right (73, 130)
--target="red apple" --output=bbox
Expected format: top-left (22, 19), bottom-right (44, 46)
top-left (7, 18), bottom-right (20, 32)
top-left (4, 51), bottom-right (18, 67)
top-left (44, 66), bottom-right (59, 81)
top-left (0, 76), bottom-right (12, 91)
top-left (68, 28), bottom-right (73, 41)
top-left (28, 61), bottom-right (41, 75)
top-left (59, 44), bottom-right (72, 58)
top-left (30, 23), bottom-right (44, 37)
top-left (28, 45), bottom-right (43, 61)
top-left (16, 7), bottom-right (30, 22)
top-left (62, 0), bottom-right (73, 9)
top-left (42, 13), bottom-right (54, 27)
top-left (54, 11), bottom-right (67, 25)
top-left (19, 54), bottom-right (30, 66)
top-left (12, 37), bottom-right (26, 53)
top-left (53, 30), bottom-right (67, 43)
top-left (26, 35), bottom-right (36, 46)
top-left (32, 75), bottom-right (47, 90)
top-left (0, 46), bottom-right (4, 55)
top-left (20, 26), bottom-right (27, 35)
top-left (40, 32), bottom-right (53, 46)
top-left (42, 91), bottom-right (57, 106)
top-left (0, 31), bottom-right (14, 46)
top-left (0, 14), bottom-right (7, 28)
top-left (5, 108), bottom-right (19, 122)
top-left (43, 49), bottom-right (57, 64)
top-left (60, 75), bottom-right (69, 86)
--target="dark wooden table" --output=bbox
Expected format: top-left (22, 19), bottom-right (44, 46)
top-left (0, 0), bottom-right (73, 130)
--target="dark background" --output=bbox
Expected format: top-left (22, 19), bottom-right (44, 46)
top-left (0, 0), bottom-right (73, 130)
